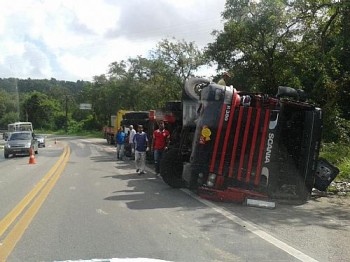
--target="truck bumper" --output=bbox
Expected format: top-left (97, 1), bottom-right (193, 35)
top-left (197, 186), bottom-right (268, 203)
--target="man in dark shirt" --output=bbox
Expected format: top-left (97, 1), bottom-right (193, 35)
top-left (133, 125), bottom-right (149, 175)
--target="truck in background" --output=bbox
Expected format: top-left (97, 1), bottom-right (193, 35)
top-left (103, 110), bottom-right (128, 144)
top-left (121, 107), bottom-right (181, 159)
top-left (103, 110), bottom-right (151, 145)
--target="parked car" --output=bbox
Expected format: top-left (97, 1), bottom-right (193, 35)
top-left (34, 134), bottom-right (46, 147)
top-left (4, 131), bottom-right (38, 158)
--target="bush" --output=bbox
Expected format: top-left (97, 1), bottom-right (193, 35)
top-left (81, 115), bottom-right (102, 130)
top-left (322, 105), bottom-right (350, 142)
top-left (54, 113), bottom-right (67, 131)
top-left (67, 120), bottom-right (83, 133)
top-left (0, 112), bottom-right (19, 127)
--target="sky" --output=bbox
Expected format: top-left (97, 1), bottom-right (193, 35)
top-left (0, 0), bottom-right (226, 82)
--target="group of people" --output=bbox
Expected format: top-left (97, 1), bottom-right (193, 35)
top-left (114, 71), bottom-right (231, 175)
top-left (115, 121), bottom-right (170, 176)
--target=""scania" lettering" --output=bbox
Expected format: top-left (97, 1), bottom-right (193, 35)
top-left (224, 105), bottom-right (231, 121)
top-left (265, 133), bottom-right (274, 163)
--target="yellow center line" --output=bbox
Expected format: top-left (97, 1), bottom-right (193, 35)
top-left (0, 145), bottom-right (68, 238)
top-left (0, 146), bottom-right (71, 262)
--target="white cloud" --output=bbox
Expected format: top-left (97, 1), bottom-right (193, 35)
top-left (0, 0), bottom-right (225, 81)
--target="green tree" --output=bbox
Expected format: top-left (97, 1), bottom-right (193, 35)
top-left (106, 39), bottom-right (205, 111)
top-left (22, 91), bottom-right (61, 129)
top-left (0, 89), bottom-right (20, 126)
top-left (0, 112), bottom-right (18, 128)
top-left (206, 0), bottom-right (302, 93)
top-left (151, 38), bottom-right (206, 91)
top-left (289, 0), bottom-right (350, 141)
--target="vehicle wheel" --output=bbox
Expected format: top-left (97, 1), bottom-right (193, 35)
top-left (276, 86), bottom-right (300, 100)
top-left (4, 153), bottom-right (9, 158)
top-left (184, 77), bottom-right (210, 101)
top-left (160, 148), bottom-right (184, 188)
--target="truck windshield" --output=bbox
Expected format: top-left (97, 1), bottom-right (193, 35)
top-left (9, 133), bottom-right (32, 140)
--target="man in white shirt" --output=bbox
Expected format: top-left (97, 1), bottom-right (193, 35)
top-left (128, 125), bottom-right (136, 159)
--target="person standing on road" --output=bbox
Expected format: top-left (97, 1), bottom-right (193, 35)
top-left (152, 120), bottom-right (170, 177)
top-left (115, 127), bottom-right (126, 160)
top-left (128, 125), bottom-right (136, 160)
top-left (133, 125), bottom-right (149, 175)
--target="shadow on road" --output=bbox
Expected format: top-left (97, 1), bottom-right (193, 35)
top-left (102, 160), bottom-right (205, 211)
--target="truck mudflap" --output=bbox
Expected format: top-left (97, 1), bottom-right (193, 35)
top-left (197, 186), bottom-right (268, 203)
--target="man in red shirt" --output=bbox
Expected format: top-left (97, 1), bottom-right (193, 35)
top-left (152, 120), bottom-right (170, 176)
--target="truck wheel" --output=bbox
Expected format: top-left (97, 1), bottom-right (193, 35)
top-left (276, 86), bottom-right (307, 101)
top-left (160, 148), bottom-right (184, 188)
top-left (4, 152), bottom-right (9, 158)
top-left (184, 78), bottom-right (210, 101)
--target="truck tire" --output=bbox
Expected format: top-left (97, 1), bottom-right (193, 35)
top-left (277, 86), bottom-right (307, 101)
top-left (160, 148), bottom-right (184, 188)
top-left (184, 78), bottom-right (210, 101)
top-left (4, 152), bottom-right (9, 158)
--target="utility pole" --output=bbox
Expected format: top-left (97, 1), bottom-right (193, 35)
top-left (15, 78), bottom-right (20, 121)
top-left (65, 95), bottom-right (68, 133)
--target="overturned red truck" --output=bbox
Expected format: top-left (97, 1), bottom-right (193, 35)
top-left (158, 78), bottom-right (339, 205)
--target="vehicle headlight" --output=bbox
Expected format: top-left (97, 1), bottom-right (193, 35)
top-left (25, 143), bottom-right (31, 148)
top-left (207, 173), bottom-right (216, 187)
top-left (5, 144), bottom-right (11, 148)
top-left (197, 173), bottom-right (204, 185)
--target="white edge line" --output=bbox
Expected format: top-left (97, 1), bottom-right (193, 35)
top-left (181, 188), bottom-right (319, 262)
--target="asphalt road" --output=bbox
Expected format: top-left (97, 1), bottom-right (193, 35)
top-left (0, 137), bottom-right (349, 262)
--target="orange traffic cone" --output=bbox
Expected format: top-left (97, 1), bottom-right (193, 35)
top-left (28, 147), bottom-right (36, 164)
